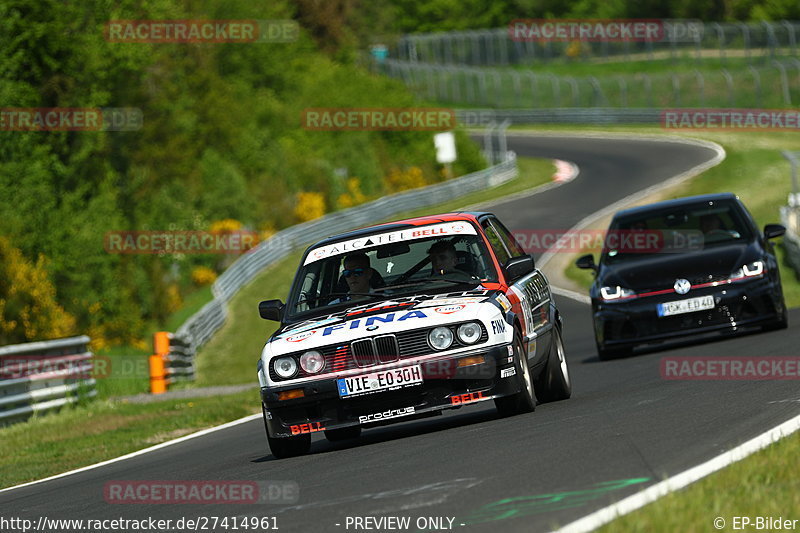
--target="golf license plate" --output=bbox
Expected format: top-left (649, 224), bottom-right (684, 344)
top-left (337, 365), bottom-right (423, 398)
top-left (657, 295), bottom-right (715, 317)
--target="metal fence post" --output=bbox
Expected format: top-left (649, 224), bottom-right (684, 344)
top-left (693, 70), bottom-right (705, 107)
top-left (748, 65), bottom-right (762, 107)
top-left (671, 74), bottom-right (681, 106)
top-left (616, 76), bottom-right (627, 107)
top-left (772, 60), bottom-right (791, 105)
top-left (783, 21), bottom-right (797, 56)
top-left (511, 71), bottom-right (522, 107)
top-left (565, 76), bottom-right (579, 107)
top-left (713, 22), bottom-right (726, 64)
top-left (739, 23), bottom-right (752, 64)
top-left (720, 69), bottom-right (734, 107)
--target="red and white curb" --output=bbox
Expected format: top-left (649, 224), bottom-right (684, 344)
top-left (552, 159), bottom-right (579, 183)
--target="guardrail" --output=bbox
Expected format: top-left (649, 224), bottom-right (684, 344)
top-left (781, 151), bottom-right (800, 277)
top-left (393, 21), bottom-right (800, 66)
top-left (0, 336), bottom-right (95, 425)
top-left (165, 151), bottom-right (518, 386)
top-left (148, 332), bottom-right (195, 394)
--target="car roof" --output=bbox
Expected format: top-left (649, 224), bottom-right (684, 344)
top-left (613, 193), bottom-right (740, 219)
top-left (309, 212), bottom-right (488, 249)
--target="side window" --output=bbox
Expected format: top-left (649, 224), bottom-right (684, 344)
top-left (490, 218), bottom-right (526, 257)
top-left (482, 222), bottom-right (511, 265)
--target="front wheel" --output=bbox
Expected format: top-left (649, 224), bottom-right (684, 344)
top-left (263, 405), bottom-right (311, 459)
top-left (534, 326), bottom-right (571, 402)
top-left (494, 331), bottom-right (536, 417)
top-left (763, 286), bottom-right (788, 331)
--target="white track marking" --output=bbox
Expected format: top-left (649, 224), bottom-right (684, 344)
top-left (0, 413), bottom-right (261, 494)
top-left (551, 286), bottom-right (591, 305)
top-left (551, 412), bottom-right (800, 533)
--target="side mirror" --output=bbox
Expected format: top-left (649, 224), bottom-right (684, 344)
top-left (259, 299), bottom-right (284, 321)
top-left (764, 224), bottom-right (786, 240)
top-left (504, 255), bottom-right (535, 283)
top-left (575, 254), bottom-right (597, 272)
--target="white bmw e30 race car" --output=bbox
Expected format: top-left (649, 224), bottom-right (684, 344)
top-left (257, 212), bottom-right (571, 458)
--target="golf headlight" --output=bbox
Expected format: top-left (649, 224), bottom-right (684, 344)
top-left (732, 260), bottom-right (764, 279)
top-left (428, 327), bottom-right (454, 350)
top-left (457, 322), bottom-right (482, 344)
top-left (299, 350), bottom-right (325, 374)
top-left (273, 357), bottom-right (298, 378)
top-left (600, 286), bottom-right (636, 300)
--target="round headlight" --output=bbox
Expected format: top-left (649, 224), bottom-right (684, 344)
top-left (300, 350), bottom-right (325, 374)
top-left (428, 326), bottom-right (454, 350)
top-left (273, 357), bottom-right (298, 378)
top-left (457, 322), bottom-right (482, 344)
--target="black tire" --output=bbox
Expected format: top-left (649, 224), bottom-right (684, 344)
top-left (494, 331), bottom-right (536, 417)
top-left (534, 326), bottom-right (571, 402)
top-left (762, 310), bottom-right (788, 331)
top-left (763, 288), bottom-right (788, 331)
top-left (324, 426), bottom-right (362, 442)
top-left (263, 405), bottom-right (311, 459)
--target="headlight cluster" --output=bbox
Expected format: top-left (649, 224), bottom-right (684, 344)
top-left (731, 260), bottom-right (764, 279)
top-left (272, 350), bottom-right (326, 379)
top-left (600, 286), bottom-right (637, 301)
top-left (427, 322), bottom-right (483, 350)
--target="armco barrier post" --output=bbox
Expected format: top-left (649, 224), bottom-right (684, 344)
top-left (150, 331), bottom-right (170, 394)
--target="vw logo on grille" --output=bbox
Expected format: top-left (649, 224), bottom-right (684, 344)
top-left (674, 278), bottom-right (691, 295)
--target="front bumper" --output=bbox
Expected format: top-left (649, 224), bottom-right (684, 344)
top-left (594, 277), bottom-right (783, 349)
top-left (261, 343), bottom-right (517, 438)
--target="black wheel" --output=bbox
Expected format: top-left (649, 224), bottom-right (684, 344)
top-left (534, 326), bottom-right (571, 402)
top-left (263, 405), bottom-right (311, 459)
top-left (495, 331), bottom-right (536, 417)
top-left (324, 426), bottom-right (362, 442)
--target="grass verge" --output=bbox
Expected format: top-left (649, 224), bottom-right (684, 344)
top-left (0, 389), bottom-right (258, 489)
top-left (594, 430), bottom-right (800, 533)
top-left (0, 156), bottom-right (556, 487)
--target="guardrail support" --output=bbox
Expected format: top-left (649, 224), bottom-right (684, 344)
top-left (149, 354), bottom-right (167, 394)
top-left (150, 331), bottom-right (170, 394)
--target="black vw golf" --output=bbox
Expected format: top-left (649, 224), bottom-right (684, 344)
top-left (576, 193), bottom-right (788, 359)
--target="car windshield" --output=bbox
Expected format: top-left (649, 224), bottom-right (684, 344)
top-left (285, 223), bottom-right (498, 319)
top-left (601, 200), bottom-right (753, 264)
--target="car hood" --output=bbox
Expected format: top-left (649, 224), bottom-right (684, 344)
top-left (265, 291), bottom-right (503, 357)
top-left (598, 243), bottom-right (760, 291)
